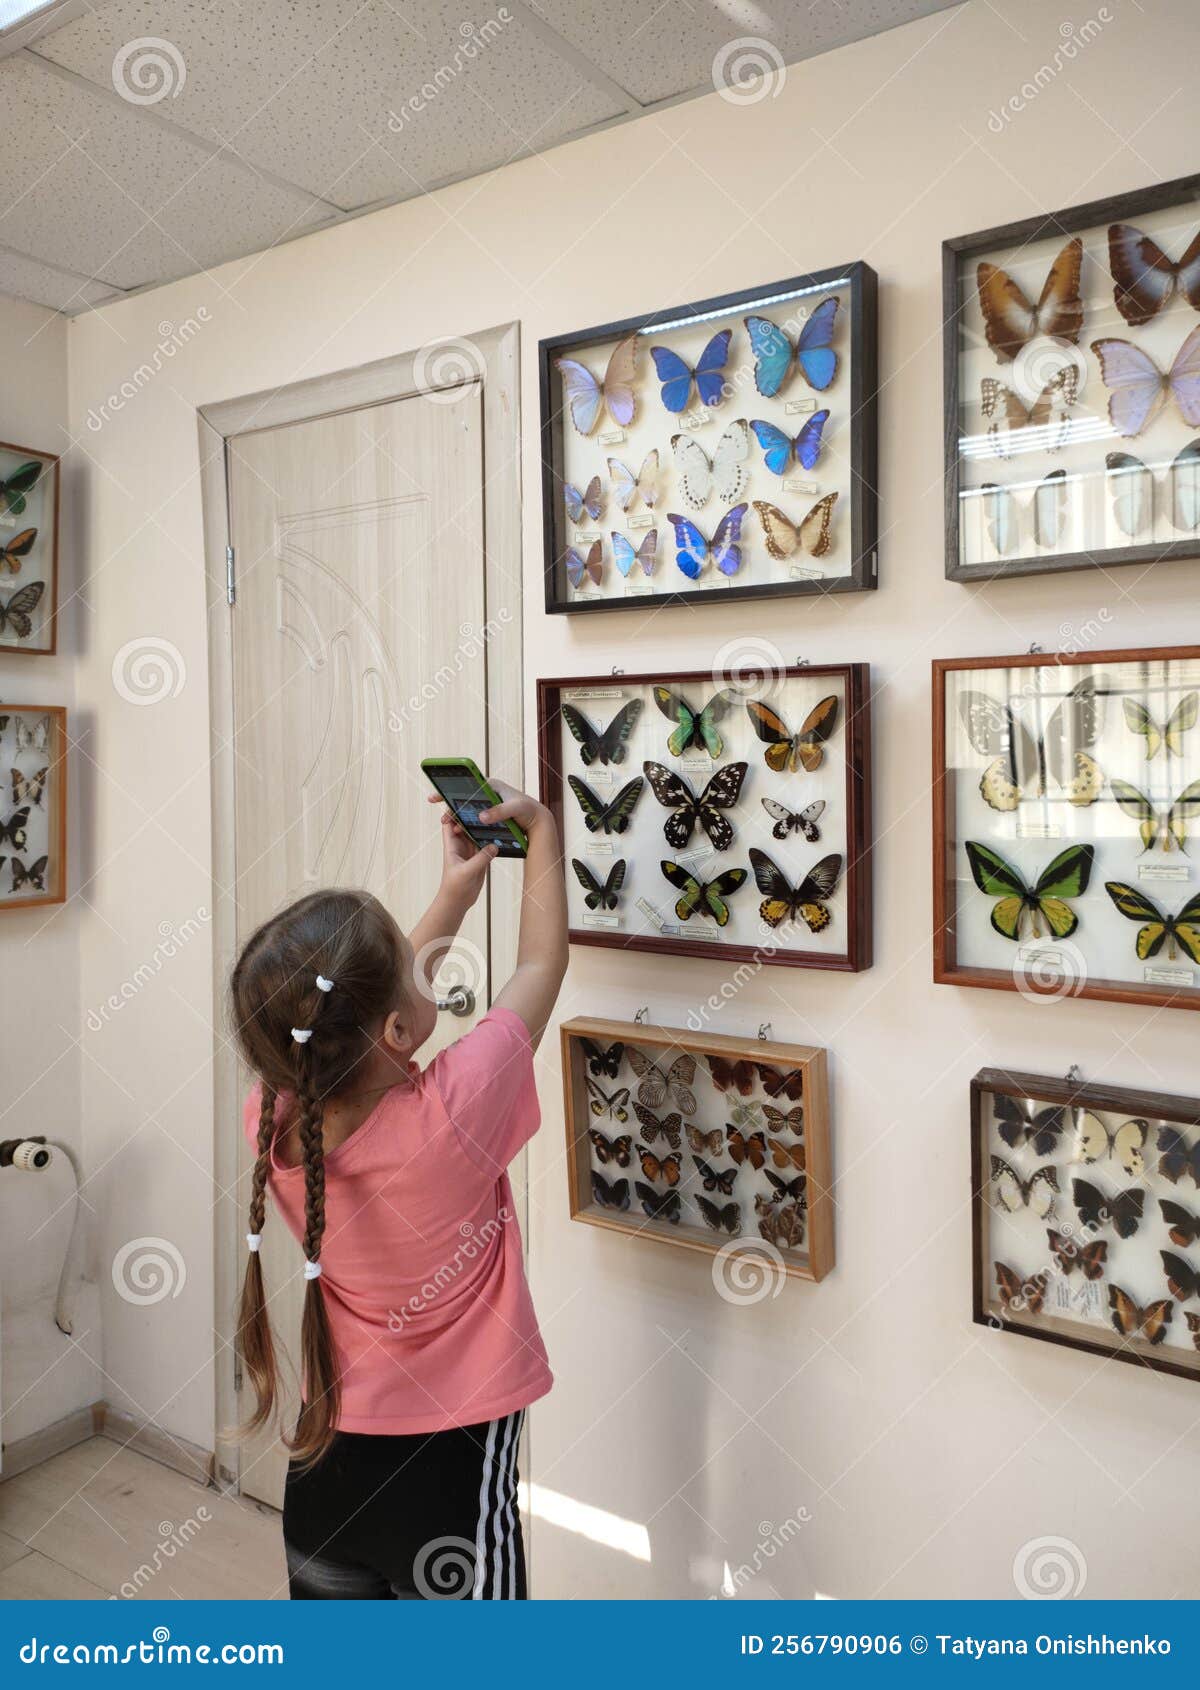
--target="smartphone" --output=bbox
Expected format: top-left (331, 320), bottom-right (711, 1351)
top-left (421, 758), bottom-right (528, 857)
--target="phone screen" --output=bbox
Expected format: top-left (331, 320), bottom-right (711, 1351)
top-left (426, 765), bottom-right (525, 854)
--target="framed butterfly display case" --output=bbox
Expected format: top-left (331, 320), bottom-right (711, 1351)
top-left (972, 1067), bottom-right (1200, 1384)
top-left (0, 704), bottom-right (66, 910)
top-left (538, 263), bottom-right (878, 614)
top-left (562, 1016), bottom-right (833, 1281)
top-left (944, 172), bottom-right (1200, 583)
top-left (538, 664), bottom-right (872, 971)
top-left (934, 646), bottom-right (1200, 1011)
top-left (0, 441), bottom-right (59, 655)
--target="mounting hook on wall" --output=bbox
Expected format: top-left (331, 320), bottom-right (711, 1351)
top-left (612, 665), bottom-right (624, 676)
top-left (758, 1022), bottom-right (773, 1042)
top-left (634, 1006), bottom-right (649, 1025)
top-left (1028, 642), bottom-right (1044, 654)
top-left (1065, 1063), bottom-right (1082, 1084)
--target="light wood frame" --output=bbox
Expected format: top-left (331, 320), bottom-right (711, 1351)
top-left (933, 644), bottom-right (1200, 1012)
top-left (561, 1015), bottom-right (834, 1282)
top-left (0, 439), bottom-right (60, 657)
top-left (538, 663), bottom-right (873, 971)
top-left (972, 1065), bottom-right (1200, 1384)
top-left (0, 702), bottom-right (67, 909)
top-left (197, 325), bottom-right (524, 1493)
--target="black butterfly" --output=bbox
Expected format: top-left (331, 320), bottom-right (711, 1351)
top-left (749, 849), bottom-right (842, 931)
top-left (0, 460), bottom-right (42, 516)
top-left (568, 775), bottom-right (644, 834)
top-left (1161, 1250), bottom-right (1200, 1303)
top-left (660, 861), bottom-right (747, 925)
top-left (572, 858), bottom-right (626, 911)
top-left (585, 1077), bottom-right (629, 1122)
top-left (11, 855), bottom-right (47, 893)
top-left (642, 760), bottom-right (747, 851)
top-left (588, 1130), bottom-right (632, 1168)
top-left (692, 1155), bottom-right (737, 1195)
top-left (761, 796), bottom-right (825, 842)
top-left (1160, 1197), bottom-right (1200, 1247)
top-left (581, 1039), bottom-right (624, 1079)
top-left (993, 1096), bottom-right (1066, 1158)
top-left (1073, 1176), bottom-right (1144, 1239)
top-left (0, 806), bottom-right (30, 850)
top-left (634, 1181), bottom-right (681, 1224)
top-left (764, 1168), bottom-right (806, 1203)
top-left (0, 582), bottom-right (44, 640)
top-left (697, 1195), bottom-right (740, 1234)
top-left (562, 699), bottom-right (644, 767)
top-left (12, 767), bottom-right (47, 808)
top-left (1158, 1126), bottom-right (1200, 1186)
top-left (591, 1172), bottom-right (630, 1211)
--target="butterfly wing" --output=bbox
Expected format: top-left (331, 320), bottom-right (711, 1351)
top-left (744, 314), bottom-right (793, 398)
top-left (978, 239), bottom-right (1083, 361)
top-left (700, 868), bottom-right (747, 926)
top-left (1110, 778), bottom-right (1158, 853)
top-left (1031, 843), bottom-right (1094, 938)
top-left (694, 761), bottom-right (747, 850)
top-left (666, 513), bottom-right (710, 580)
top-left (745, 699), bottom-right (793, 772)
top-left (750, 419), bottom-right (794, 477)
top-left (571, 858), bottom-right (604, 908)
top-left (710, 503), bottom-right (748, 576)
top-left (1106, 451), bottom-right (1152, 537)
top-left (0, 528), bottom-right (36, 573)
top-left (602, 334), bottom-right (638, 427)
top-left (594, 699), bottom-right (643, 765)
top-left (592, 1172), bottom-right (631, 1211)
top-left (0, 582), bottom-right (44, 638)
top-left (660, 860), bottom-right (703, 922)
top-left (965, 840), bottom-right (1028, 939)
top-left (796, 694), bottom-right (839, 772)
top-left (0, 461), bottom-right (41, 516)
top-left (671, 435), bottom-right (714, 510)
top-left (1091, 337), bottom-right (1169, 437)
top-left (1167, 325), bottom-right (1200, 427)
top-left (791, 853), bottom-right (843, 932)
top-left (608, 457), bottom-right (636, 510)
top-left (748, 848), bottom-right (794, 928)
top-left (568, 776), bottom-right (607, 832)
top-left (753, 501), bottom-right (800, 561)
top-left (1108, 223), bottom-right (1200, 325)
top-left (0, 807), bottom-right (30, 851)
top-left (696, 689), bottom-right (734, 758)
top-left (1169, 439), bottom-right (1200, 533)
top-left (563, 542), bottom-right (602, 589)
top-left (643, 761), bottom-right (699, 848)
top-left (694, 328), bottom-right (733, 408)
top-left (651, 345), bottom-right (695, 415)
top-left (1105, 879), bottom-right (1169, 959)
top-left (795, 296), bottom-right (840, 390)
top-left (562, 704), bottom-right (604, 766)
top-left (652, 686), bottom-right (699, 756)
top-left (611, 533), bottom-right (637, 578)
top-left (1166, 692), bottom-right (1199, 756)
top-left (709, 421), bottom-right (750, 504)
top-left (556, 357), bottom-right (603, 435)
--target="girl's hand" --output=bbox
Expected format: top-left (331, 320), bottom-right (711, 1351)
top-left (427, 795), bottom-right (498, 904)
top-left (476, 780), bottom-right (552, 836)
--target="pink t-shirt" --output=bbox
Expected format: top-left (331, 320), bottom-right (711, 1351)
top-left (243, 1007), bottom-right (552, 1434)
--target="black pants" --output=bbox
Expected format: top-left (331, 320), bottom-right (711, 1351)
top-left (283, 1409), bottom-right (526, 1599)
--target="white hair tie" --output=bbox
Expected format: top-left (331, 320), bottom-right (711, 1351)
top-left (303, 1260), bottom-right (323, 1280)
top-left (315, 975), bottom-right (334, 993)
top-left (291, 1028), bottom-right (312, 1044)
top-left (246, 1233), bottom-right (262, 1253)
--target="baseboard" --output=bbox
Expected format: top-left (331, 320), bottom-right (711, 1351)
top-left (0, 1402), bottom-right (214, 1489)
top-left (98, 1408), bottom-right (214, 1487)
top-left (0, 1402), bottom-right (104, 1480)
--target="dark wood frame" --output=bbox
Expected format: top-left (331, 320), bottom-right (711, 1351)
top-left (933, 644), bottom-right (1200, 1012)
top-left (563, 1015), bottom-right (834, 1281)
top-left (539, 262), bottom-right (878, 614)
top-left (0, 703), bottom-right (67, 911)
top-left (942, 171), bottom-right (1200, 584)
top-left (539, 664), bottom-right (873, 970)
top-left (0, 440), bottom-right (60, 657)
top-left (972, 1066), bottom-right (1200, 1384)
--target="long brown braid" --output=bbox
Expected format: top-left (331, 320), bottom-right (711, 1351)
top-left (230, 890), bottom-right (406, 1468)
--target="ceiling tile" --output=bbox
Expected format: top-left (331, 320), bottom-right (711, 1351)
top-left (0, 53), bottom-right (328, 290)
top-left (528, 0), bottom-right (965, 106)
top-left (35, 0), bottom-right (628, 212)
top-left (0, 245), bottom-right (120, 311)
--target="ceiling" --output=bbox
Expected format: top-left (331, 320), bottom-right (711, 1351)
top-left (0, 0), bottom-right (963, 315)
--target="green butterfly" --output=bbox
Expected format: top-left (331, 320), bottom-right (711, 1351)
top-left (1104, 881), bottom-right (1200, 964)
top-left (1110, 777), bottom-right (1200, 854)
top-left (660, 860), bottom-right (747, 926)
top-left (0, 460), bottom-right (43, 518)
top-left (1124, 693), bottom-right (1198, 759)
top-left (965, 841), bottom-right (1094, 941)
top-left (652, 685), bottom-right (735, 759)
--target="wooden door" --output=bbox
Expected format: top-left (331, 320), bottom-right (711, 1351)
top-left (227, 388), bottom-right (488, 1505)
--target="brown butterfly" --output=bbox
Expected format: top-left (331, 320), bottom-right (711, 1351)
top-left (995, 1261), bottom-right (1049, 1317)
top-left (1046, 1229), bottom-right (1106, 1280)
top-left (763, 1102), bottom-right (803, 1136)
top-left (686, 1124), bottom-right (724, 1157)
top-left (636, 1146), bottom-right (681, 1186)
top-left (756, 1063), bottom-right (804, 1102)
top-left (725, 1126), bottom-right (766, 1170)
top-left (588, 1130), bottom-right (631, 1168)
top-left (753, 493), bottom-right (838, 562)
top-left (0, 528), bottom-right (36, 574)
top-left (980, 367), bottom-right (1078, 458)
top-left (976, 237), bottom-right (1083, 362)
top-left (693, 1155), bottom-right (736, 1195)
top-left (746, 695), bottom-right (838, 774)
top-left (705, 1054), bottom-right (756, 1096)
top-left (633, 1104), bottom-right (682, 1150)
top-left (1109, 1284), bottom-right (1172, 1345)
top-left (1109, 223), bottom-right (1200, 327)
top-left (767, 1137), bottom-right (805, 1171)
top-left (764, 1168), bottom-right (805, 1203)
top-left (1187, 1311), bottom-right (1200, 1352)
top-left (758, 1201), bottom-right (805, 1249)
top-left (11, 766), bottom-right (47, 808)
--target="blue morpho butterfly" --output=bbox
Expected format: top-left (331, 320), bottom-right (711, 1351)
top-left (666, 504), bottom-right (748, 579)
top-left (750, 411), bottom-right (830, 476)
top-left (744, 298), bottom-right (840, 397)
top-left (650, 329), bottom-right (733, 415)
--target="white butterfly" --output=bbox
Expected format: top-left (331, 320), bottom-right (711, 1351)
top-left (16, 715), bottom-right (49, 756)
top-left (671, 419), bottom-right (750, 510)
top-left (607, 451), bottom-right (659, 512)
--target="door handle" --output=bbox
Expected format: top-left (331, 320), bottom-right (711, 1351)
top-left (436, 986), bottom-right (475, 1017)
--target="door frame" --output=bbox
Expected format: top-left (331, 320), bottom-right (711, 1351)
top-left (196, 324), bottom-right (523, 1494)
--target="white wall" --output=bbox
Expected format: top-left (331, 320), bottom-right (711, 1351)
top-left (0, 294), bottom-right (100, 1450)
top-left (62, 0), bottom-right (1200, 1594)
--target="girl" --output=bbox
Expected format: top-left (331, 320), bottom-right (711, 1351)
top-left (230, 782), bottom-right (567, 1600)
